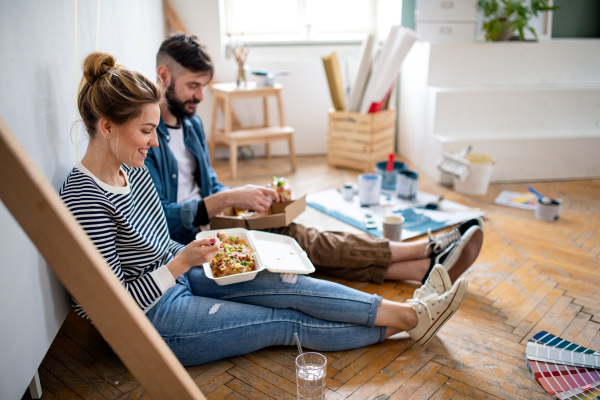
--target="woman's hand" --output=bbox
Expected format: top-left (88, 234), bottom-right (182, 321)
top-left (167, 238), bottom-right (220, 279)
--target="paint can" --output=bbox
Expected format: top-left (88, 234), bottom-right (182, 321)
top-left (534, 199), bottom-right (562, 222)
top-left (396, 170), bottom-right (419, 201)
top-left (341, 183), bottom-right (354, 201)
top-left (358, 173), bottom-right (382, 206)
top-left (375, 161), bottom-right (408, 191)
top-left (453, 154), bottom-right (495, 196)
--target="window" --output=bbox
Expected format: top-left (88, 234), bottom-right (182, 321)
top-left (223, 0), bottom-right (402, 43)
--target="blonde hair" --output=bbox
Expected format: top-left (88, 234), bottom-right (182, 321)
top-left (78, 52), bottom-right (163, 137)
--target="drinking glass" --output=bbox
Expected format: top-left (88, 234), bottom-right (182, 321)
top-left (296, 352), bottom-right (326, 400)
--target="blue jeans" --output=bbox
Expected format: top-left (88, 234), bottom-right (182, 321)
top-left (145, 268), bottom-right (386, 366)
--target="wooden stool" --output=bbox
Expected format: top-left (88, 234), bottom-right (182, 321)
top-left (209, 82), bottom-right (297, 179)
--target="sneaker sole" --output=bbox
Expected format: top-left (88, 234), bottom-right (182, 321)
top-left (444, 227), bottom-right (484, 283)
top-left (456, 217), bottom-right (485, 234)
top-left (474, 217), bottom-right (485, 232)
top-left (415, 279), bottom-right (468, 346)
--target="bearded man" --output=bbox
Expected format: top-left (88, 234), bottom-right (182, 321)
top-left (146, 34), bottom-right (485, 285)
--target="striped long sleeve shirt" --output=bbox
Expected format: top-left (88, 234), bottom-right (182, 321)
top-left (59, 162), bottom-right (184, 319)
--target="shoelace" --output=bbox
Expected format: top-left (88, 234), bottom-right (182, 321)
top-left (414, 283), bottom-right (433, 299)
top-left (424, 227), bottom-right (461, 256)
top-left (408, 293), bottom-right (437, 322)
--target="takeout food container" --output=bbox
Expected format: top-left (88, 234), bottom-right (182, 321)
top-left (209, 195), bottom-right (306, 230)
top-left (195, 228), bottom-right (315, 285)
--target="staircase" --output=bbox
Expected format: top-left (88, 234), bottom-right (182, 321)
top-left (399, 40), bottom-right (600, 182)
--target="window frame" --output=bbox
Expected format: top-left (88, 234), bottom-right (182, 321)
top-left (223, 0), bottom-right (397, 46)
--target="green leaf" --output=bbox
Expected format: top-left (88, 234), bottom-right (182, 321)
top-left (527, 26), bottom-right (538, 38)
top-left (477, 0), bottom-right (500, 17)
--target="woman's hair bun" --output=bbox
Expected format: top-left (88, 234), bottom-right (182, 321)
top-left (77, 51), bottom-right (162, 137)
top-left (82, 51), bottom-right (116, 84)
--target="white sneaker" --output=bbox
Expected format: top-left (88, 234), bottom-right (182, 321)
top-left (414, 265), bottom-right (452, 299)
top-left (407, 278), bottom-right (468, 346)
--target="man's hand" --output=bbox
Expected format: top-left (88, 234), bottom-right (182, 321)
top-left (204, 184), bottom-right (281, 219)
top-left (226, 184), bottom-right (281, 213)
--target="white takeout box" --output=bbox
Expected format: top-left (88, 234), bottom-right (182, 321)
top-left (195, 228), bottom-right (315, 285)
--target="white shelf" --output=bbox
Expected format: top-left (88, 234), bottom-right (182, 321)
top-left (425, 40), bottom-right (600, 86)
top-left (429, 85), bottom-right (600, 136)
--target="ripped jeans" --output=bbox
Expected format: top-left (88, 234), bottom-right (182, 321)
top-left (145, 267), bottom-right (386, 366)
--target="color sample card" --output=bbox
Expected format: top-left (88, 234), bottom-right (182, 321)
top-left (556, 382), bottom-right (600, 400)
top-left (534, 331), bottom-right (600, 356)
top-left (527, 342), bottom-right (600, 369)
top-left (526, 332), bottom-right (600, 399)
top-left (527, 358), bottom-right (600, 396)
top-left (494, 190), bottom-right (538, 210)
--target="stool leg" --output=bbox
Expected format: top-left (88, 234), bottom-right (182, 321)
top-left (288, 135), bottom-right (297, 172)
top-left (263, 96), bottom-right (269, 127)
top-left (230, 141), bottom-right (238, 180)
top-left (266, 142), bottom-right (272, 159)
top-left (276, 92), bottom-right (286, 126)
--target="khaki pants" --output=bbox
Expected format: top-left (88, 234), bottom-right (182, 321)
top-left (266, 223), bottom-right (392, 284)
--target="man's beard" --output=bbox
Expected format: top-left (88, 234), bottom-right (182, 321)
top-left (165, 81), bottom-right (199, 120)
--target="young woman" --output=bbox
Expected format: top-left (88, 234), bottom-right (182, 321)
top-left (60, 51), bottom-right (468, 366)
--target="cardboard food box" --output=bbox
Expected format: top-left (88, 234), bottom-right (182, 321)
top-left (210, 195), bottom-right (306, 230)
top-left (195, 228), bottom-right (315, 286)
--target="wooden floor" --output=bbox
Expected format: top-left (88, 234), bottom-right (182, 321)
top-left (34, 156), bottom-right (600, 400)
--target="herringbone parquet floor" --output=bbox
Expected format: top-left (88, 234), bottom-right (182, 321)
top-left (33, 156), bottom-right (600, 400)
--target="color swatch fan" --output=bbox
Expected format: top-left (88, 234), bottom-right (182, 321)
top-left (526, 331), bottom-right (600, 399)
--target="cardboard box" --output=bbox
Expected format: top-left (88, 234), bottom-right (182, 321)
top-left (210, 195), bottom-right (306, 230)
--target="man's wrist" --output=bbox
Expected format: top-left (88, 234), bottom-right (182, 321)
top-left (204, 191), bottom-right (232, 219)
top-left (221, 190), bottom-right (233, 208)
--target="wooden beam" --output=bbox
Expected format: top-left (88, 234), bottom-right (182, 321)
top-left (0, 115), bottom-right (205, 400)
top-left (163, 0), bottom-right (188, 36)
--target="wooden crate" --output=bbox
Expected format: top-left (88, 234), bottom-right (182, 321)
top-left (327, 109), bottom-right (396, 172)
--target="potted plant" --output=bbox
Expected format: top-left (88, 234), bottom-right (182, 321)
top-left (477, 0), bottom-right (559, 41)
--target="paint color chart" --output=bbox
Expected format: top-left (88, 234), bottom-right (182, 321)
top-left (527, 341), bottom-right (600, 369)
top-left (527, 331), bottom-right (600, 399)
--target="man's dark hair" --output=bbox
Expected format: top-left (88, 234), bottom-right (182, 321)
top-left (157, 34), bottom-right (213, 78)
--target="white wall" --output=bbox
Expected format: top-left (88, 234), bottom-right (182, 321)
top-left (170, 0), bottom-right (368, 157)
top-left (0, 1), bottom-right (165, 398)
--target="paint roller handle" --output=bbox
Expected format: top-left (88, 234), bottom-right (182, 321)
top-left (526, 186), bottom-right (543, 200)
top-left (458, 146), bottom-right (472, 158)
top-left (527, 186), bottom-right (552, 205)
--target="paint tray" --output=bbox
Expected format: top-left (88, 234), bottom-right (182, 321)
top-left (195, 228), bottom-right (315, 286)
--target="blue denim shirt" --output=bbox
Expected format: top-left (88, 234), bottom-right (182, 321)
top-left (146, 115), bottom-right (229, 244)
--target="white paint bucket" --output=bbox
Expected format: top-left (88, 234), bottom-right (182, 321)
top-left (358, 173), bottom-right (382, 205)
top-left (453, 154), bottom-right (495, 196)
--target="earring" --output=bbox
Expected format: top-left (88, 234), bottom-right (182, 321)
top-left (106, 135), bottom-right (111, 139)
